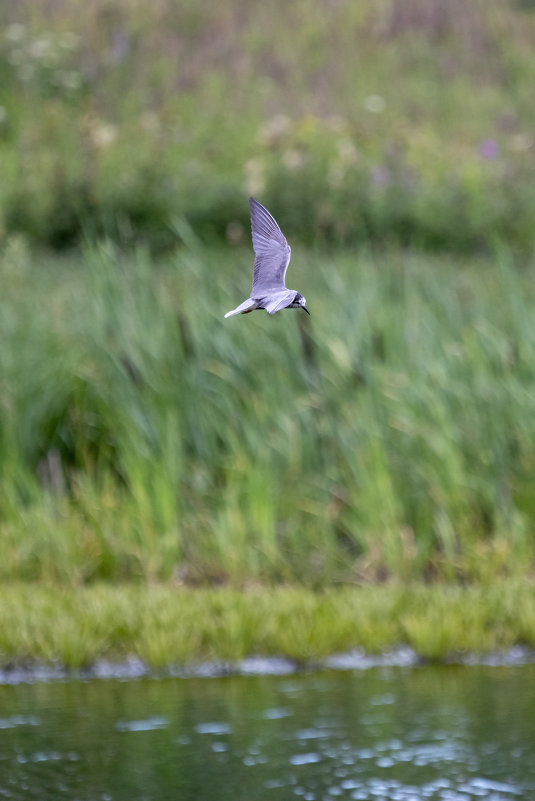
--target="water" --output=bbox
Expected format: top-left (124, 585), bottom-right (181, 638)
top-left (0, 663), bottom-right (534, 800)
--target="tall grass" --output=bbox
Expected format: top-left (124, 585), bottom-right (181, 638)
top-left (1, 237), bottom-right (535, 585)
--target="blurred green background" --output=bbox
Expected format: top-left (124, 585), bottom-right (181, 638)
top-left (2, 0), bottom-right (535, 592)
top-left (3, 0), bottom-right (535, 251)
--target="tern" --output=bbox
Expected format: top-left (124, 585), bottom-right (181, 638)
top-left (224, 197), bottom-right (310, 318)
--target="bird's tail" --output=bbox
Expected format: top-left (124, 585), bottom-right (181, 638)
top-left (224, 298), bottom-right (257, 318)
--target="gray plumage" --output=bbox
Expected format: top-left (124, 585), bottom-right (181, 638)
top-left (224, 198), bottom-right (309, 318)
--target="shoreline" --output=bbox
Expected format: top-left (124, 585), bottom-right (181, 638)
top-left (2, 646), bottom-right (534, 686)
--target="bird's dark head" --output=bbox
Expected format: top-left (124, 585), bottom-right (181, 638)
top-left (293, 292), bottom-right (310, 315)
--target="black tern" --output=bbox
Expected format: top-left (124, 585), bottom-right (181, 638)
top-left (224, 197), bottom-right (310, 318)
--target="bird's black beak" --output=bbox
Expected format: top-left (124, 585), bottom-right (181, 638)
top-left (302, 306), bottom-right (310, 315)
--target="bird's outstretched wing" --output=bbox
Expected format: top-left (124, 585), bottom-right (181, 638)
top-left (249, 197), bottom-right (291, 295)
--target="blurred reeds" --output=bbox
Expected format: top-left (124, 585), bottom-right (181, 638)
top-left (1, 239), bottom-right (535, 586)
top-left (1, 0), bottom-right (535, 251)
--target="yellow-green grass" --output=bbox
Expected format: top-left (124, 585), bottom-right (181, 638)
top-left (0, 580), bottom-right (533, 668)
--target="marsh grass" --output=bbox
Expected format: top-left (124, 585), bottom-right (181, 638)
top-left (1, 240), bottom-right (535, 586)
top-left (0, 581), bottom-right (533, 667)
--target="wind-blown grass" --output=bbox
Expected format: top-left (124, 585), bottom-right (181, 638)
top-left (1, 238), bottom-right (535, 585)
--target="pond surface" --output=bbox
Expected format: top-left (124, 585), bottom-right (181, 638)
top-left (0, 662), bottom-right (534, 801)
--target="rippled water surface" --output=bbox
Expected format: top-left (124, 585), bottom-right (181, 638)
top-left (0, 663), bottom-right (534, 800)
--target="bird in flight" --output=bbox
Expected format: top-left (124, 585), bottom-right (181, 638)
top-left (224, 197), bottom-right (310, 318)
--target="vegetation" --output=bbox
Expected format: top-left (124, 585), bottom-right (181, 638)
top-left (1, 581), bottom-right (533, 667)
top-left (1, 242), bottom-right (535, 588)
top-left (1, 1), bottom-right (535, 665)
top-left (1, 0), bottom-right (535, 251)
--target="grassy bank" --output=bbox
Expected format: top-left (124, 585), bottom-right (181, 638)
top-left (1, 242), bottom-right (535, 585)
top-left (0, 581), bottom-right (534, 667)
top-left (2, 1), bottom-right (535, 251)
top-left (3, 2), bottom-right (535, 670)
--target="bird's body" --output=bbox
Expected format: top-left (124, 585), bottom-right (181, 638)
top-left (224, 198), bottom-right (309, 318)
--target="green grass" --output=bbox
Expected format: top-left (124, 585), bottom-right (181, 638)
top-left (0, 581), bottom-right (533, 667)
top-left (1, 240), bottom-right (535, 586)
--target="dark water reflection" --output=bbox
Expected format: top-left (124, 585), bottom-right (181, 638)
top-left (0, 664), bottom-right (533, 800)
